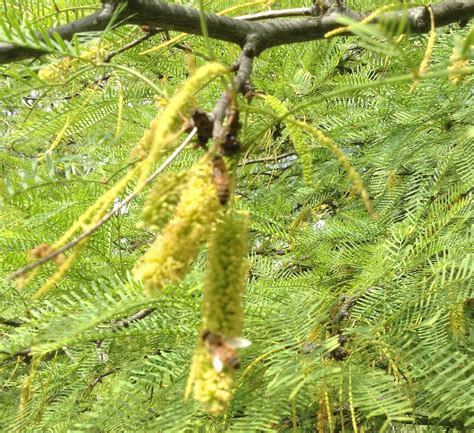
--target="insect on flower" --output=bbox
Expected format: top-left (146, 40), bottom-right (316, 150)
top-left (202, 330), bottom-right (251, 373)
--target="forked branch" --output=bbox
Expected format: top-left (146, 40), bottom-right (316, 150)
top-left (0, 0), bottom-right (473, 64)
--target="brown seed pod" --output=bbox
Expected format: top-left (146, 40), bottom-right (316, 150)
top-left (212, 155), bottom-right (230, 205)
top-left (29, 243), bottom-right (64, 265)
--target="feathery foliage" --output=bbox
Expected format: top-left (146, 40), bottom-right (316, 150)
top-left (1, 0), bottom-right (473, 432)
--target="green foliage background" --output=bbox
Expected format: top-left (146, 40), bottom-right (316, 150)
top-left (0, 0), bottom-right (473, 431)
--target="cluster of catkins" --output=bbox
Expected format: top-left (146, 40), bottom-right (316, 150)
top-left (133, 159), bottom-right (220, 294)
top-left (134, 162), bottom-right (250, 414)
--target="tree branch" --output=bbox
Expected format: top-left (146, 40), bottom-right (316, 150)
top-left (89, 368), bottom-right (120, 387)
top-left (123, 0), bottom-right (474, 54)
top-left (239, 152), bottom-right (296, 167)
top-left (0, 2), bottom-right (117, 64)
top-left (110, 307), bottom-right (156, 330)
top-left (0, 317), bottom-right (22, 327)
top-left (1, 307), bottom-right (157, 362)
top-left (103, 29), bottom-right (162, 62)
top-left (1, 1), bottom-right (473, 65)
top-left (212, 42), bottom-right (256, 139)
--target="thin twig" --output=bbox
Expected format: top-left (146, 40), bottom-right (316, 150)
top-left (237, 7), bottom-right (315, 21)
top-left (89, 368), bottom-right (120, 387)
top-left (2, 306), bottom-right (158, 363)
top-left (0, 317), bottom-right (22, 327)
top-left (103, 30), bottom-right (163, 63)
top-left (239, 151), bottom-right (296, 166)
top-left (9, 128), bottom-right (197, 281)
top-left (111, 307), bottom-right (156, 330)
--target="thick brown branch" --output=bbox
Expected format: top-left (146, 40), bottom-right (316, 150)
top-left (212, 42), bottom-right (256, 139)
top-left (124, 0), bottom-right (474, 54)
top-left (1, 1), bottom-right (473, 65)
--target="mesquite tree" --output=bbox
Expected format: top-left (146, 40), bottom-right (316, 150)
top-left (1, 0), bottom-right (473, 431)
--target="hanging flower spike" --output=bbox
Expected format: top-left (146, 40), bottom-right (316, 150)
top-left (203, 211), bottom-right (249, 336)
top-left (188, 347), bottom-right (235, 416)
top-left (448, 27), bottom-right (473, 84)
top-left (188, 211), bottom-right (250, 415)
top-left (133, 159), bottom-right (220, 295)
top-left (140, 171), bottom-right (189, 231)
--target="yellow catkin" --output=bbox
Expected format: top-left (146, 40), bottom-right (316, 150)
top-left (140, 170), bottom-right (189, 231)
top-left (325, 4), bottom-right (397, 39)
top-left (189, 211), bottom-right (250, 415)
top-left (141, 34), bottom-right (189, 56)
top-left (38, 86), bottom-right (99, 161)
top-left (202, 211), bottom-right (249, 335)
top-left (317, 397), bottom-right (326, 433)
top-left (348, 367), bottom-right (358, 433)
top-left (28, 164), bottom-right (139, 296)
top-left (189, 347), bottom-right (235, 415)
top-left (18, 356), bottom-right (41, 419)
top-left (38, 43), bottom-right (107, 83)
top-left (449, 56), bottom-right (469, 84)
top-left (449, 302), bottom-right (466, 338)
top-left (410, 5), bottom-right (435, 92)
top-left (133, 160), bottom-right (220, 295)
top-left (325, 390), bottom-right (335, 433)
top-left (448, 28), bottom-right (473, 84)
top-left (53, 165), bottom-right (141, 250)
top-left (132, 62), bottom-right (229, 171)
top-left (185, 52), bottom-right (197, 76)
top-left (37, 115), bottom-right (71, 161)
top-left (294, 120), bottom-right (375, 216)
top-left (32, 239), bottom-right (88, 299)
top-left (387, 170), bottom-right (400, 190)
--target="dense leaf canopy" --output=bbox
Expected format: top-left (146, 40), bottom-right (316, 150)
top-left (1, 1), bottom-right (473, 432)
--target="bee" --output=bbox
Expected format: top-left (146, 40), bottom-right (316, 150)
top-left (212, 155), bottom-right (230, 205)
top-left (202, 330), bottom-right (251, 373)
